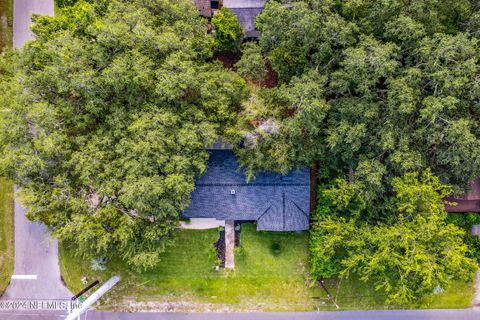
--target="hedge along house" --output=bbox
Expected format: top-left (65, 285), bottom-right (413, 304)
top-left (182, 146), bottom-right (311, 269)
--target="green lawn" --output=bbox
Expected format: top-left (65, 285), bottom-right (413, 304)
top-left (0, 0), bottom-right (12, 52)
top-left (320, 276), bottom-right (474, 310)
top-left (0, 178), bottom-right (14, 296)
top-left (59, 223), bottom-right (474, 311)
top-left (59, 223), bottom-right (318, 311)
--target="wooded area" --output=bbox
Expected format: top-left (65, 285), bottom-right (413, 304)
top-left (0, 0), bottom-right (479, 306)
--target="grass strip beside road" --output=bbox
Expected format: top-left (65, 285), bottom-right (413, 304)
top-left (0, 178), bottom-right (14, 296)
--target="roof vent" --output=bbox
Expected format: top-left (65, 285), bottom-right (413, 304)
top-left (231, 189), bottom-right (236, 195)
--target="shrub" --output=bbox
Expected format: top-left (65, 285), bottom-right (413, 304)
top-left (235, 42), bottom-right (267, 82)
top-left (55, 0), bottom-right (80, 8)
top-left (447, 213), bottom-right (480, 262)
top-left (211, 8), bottom-right (244, 53)
top-left (446, 212), bottom-right (480, 227)
top-left (270, 242), bottom-right (281, 255)
top-left (90, 257), bottom-right (107, 271)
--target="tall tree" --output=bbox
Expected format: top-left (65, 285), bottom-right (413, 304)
top-left (0, 0), bottom-right (246, 269)
top-left (310, 170), bottom-right (477, 304)
top-left (234, 0), bottom-right (480, 195)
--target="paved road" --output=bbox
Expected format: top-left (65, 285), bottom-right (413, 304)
top-left (88, 309), bottom-right (480, 320)
top-left (13, 0), bottom-right (54, 48)
top-left (3, 0), bottom-right (72, 302)
top-left (2, 195), bottom-right (71, 299)
top-left (0, 309), bottom-right (479, 320)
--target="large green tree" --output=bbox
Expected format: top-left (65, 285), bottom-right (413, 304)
top-left (311, 170), bottom-right (476, 304)
top-left (233, 0), bottom-right (480, 199)
top-left (0, 0), bottom-right (246, 269)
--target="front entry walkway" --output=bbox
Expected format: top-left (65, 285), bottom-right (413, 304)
top-left (473, 271), bottom-right (480, 307)
top-left (472, 225), bottom-right (480, 307)
top-left (224, 220), bottom-right (235, 269)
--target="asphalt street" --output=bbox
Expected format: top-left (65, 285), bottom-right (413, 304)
top-left (0, 309), bottom-right (479, 320)
top-left (1, 195), bottom-right (72, 299)
top-left (13, 0), bottom-right (54, 48)
top-left (87, 310), bottom-right (480, 320)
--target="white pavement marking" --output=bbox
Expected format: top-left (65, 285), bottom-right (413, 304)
top-left (11, 275), bottom-right (37, 280)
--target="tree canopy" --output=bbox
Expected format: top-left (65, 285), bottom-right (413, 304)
top-left (0, 0), bottom-right (246, 269)
top-left (310, 170), bottom-right (476, 304)
top-left (235, 0), bottom-right (480, 199)
top-left (228, 0), bottom-right (480, 303)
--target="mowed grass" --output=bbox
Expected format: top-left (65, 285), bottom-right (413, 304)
top-left (321, 276), bottom-right (474, 310)
top-left (59, 222), bottom-right (474, 311)
top-left (0, 0), bottom-right (12, 52)
top-left (0, 178), bottom-right (14, 295)
top-left (59, 223), bottom-right (318, 311)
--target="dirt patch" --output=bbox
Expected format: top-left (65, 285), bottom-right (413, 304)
top-left (263, 62), bottom-right (278, 88)
top-left (214, 229), bottom-right (226, 267)
top-left (214, 224), bottom-right (241, 267)
top-left (214, 52), bottom-right (241, 70)
top-left (115, 296), bottom-right (269, 312)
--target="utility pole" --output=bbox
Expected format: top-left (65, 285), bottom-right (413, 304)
top-left (318, 279), bottom-right (340, 309)
top-left (65, 276), bottom-right (120, 320)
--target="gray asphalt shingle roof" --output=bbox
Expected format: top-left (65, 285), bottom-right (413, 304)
top-left (229, 7), bottom-right (263, 38)
top-left (182, 150), bottom-right (310, 231)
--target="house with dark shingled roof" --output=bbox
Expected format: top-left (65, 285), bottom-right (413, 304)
top-left (182, 149), bottom-right (310, 231)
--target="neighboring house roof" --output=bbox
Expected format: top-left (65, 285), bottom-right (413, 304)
top-left (193, 0), bottom-right (213, 17)
top-left (230, 7), bottom-right (263, 38)
top-left (445, 177), bottom-right (480, 212)
top-left (183, 150), bottom-right (310, 231)
top-left (223, 0), bottom-right (266, 8)
top-left (224, 0), bottom-right (266, 38)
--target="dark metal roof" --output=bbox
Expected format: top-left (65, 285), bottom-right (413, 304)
top-left (183, 150), bottom-right (310, 231)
